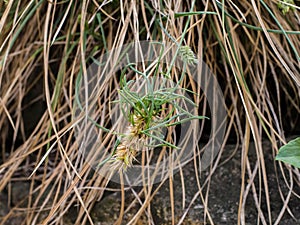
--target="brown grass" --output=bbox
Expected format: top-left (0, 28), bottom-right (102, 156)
top-left (0, 0), bottom-right (299, 224)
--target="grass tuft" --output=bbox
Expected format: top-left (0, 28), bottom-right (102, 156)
top-left (0, 1), bottom-right (299, 224)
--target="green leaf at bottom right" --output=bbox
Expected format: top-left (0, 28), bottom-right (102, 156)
top-left (276, 137), bottom-right (300, 169)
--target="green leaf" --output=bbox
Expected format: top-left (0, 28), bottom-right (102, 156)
top-left (275, 137), bottom-right (300, 168)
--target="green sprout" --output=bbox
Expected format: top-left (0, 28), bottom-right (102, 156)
top-left (93, 44), bottom-right (206, 172)
top-left (106, 68), bottom-right (207, 171)
top-left (277, 0), bottom-right (296, 15)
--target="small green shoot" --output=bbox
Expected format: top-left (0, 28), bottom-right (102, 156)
top-left (104, 64), bottom-right (207, 171)
top-left (277, 0), bottom-right (295, 15)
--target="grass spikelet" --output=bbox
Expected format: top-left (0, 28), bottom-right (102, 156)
top-left (109, 113), bottom-right (148, 171)
top-left (178, 45), bottom-right (198, 65)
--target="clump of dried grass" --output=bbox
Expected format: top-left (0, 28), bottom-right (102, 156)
top-left (0, 0), bottom-right (299, 225)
